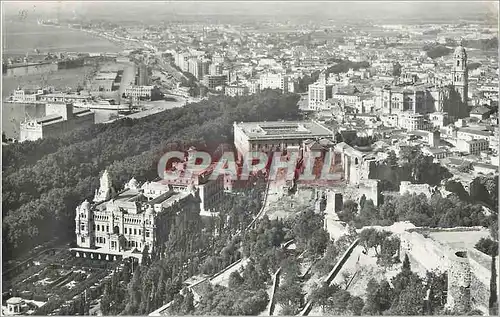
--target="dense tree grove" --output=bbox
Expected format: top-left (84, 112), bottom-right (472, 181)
top-left (370, 146), bottom-right (452, 190)
top-left (423, 44), bottom-right (452, 59)
top-left (346, 193), bottom-right (494, 230)
top-left (358, 228), bottom-right (400, 268)
top-left (2, 90), bottom-right (301, 259)
top-left (475, 238), bottom-right (499, 257)
top-left (310, 282), bottom-right (364, 315)
top-left (364, 146), bottom-right (498, 234)
top-left (362, 255), bottom-right (449, 315)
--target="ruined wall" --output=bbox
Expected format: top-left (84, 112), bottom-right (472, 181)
top-left (468, 248), bottom-right (500, 313)
top-left (399, 230), bottom-right (448, 273)
top-left (399, 181), bottom-right (435, 199)
top-left (264, 187), bottom-right (317, 219)
top-left (446, 251), bottom-right (472, 314)
top-left (399, 227), bottom-right (499, 315)
top-left (359, 179), bottom-right (380, 206)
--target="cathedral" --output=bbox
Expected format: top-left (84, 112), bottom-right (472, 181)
top-left (380, 44), bottom-right (470, 122)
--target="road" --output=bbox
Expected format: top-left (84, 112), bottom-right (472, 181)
top-left (127, 100), bottom-right (185, 119)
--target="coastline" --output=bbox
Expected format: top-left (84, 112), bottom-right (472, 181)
top-left (2, 20), bottom-right (124, 56)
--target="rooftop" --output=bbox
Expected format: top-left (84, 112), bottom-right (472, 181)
top-left (234, 121), bottom-right (333, 140)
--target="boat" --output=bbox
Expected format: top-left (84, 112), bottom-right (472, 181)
top-left (74, 100), bottom-right (130, 111)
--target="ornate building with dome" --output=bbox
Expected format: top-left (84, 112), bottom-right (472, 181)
top-left (73, 170), bottom-right (201, 262)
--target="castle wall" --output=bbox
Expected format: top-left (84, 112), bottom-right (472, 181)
top-left (447, 251), bottom-right (472, 314)
top-left (399, 227), bottom-right (499, 314)
top-left (399, 231), bottom-right (448, 273)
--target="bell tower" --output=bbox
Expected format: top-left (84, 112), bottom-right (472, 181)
top-left (451, 43), bottom-right (468, 118)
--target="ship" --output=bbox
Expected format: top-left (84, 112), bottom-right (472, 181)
top-left (57, 57), bottom-right (85, 70)
top-left (73, 100), bottom-right (131, 111)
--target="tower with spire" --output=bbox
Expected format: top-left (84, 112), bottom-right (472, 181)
top-left (451, 42), bottom-right (469, 119)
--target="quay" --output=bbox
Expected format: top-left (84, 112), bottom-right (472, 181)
top-left (5, 61), bottom-right (54, 69)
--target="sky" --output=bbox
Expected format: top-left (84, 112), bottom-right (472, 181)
top-left (2, 1), bottom-right (498, 23)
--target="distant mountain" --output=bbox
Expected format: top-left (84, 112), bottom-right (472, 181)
top-left (2, 1), bottom-right (498, 25)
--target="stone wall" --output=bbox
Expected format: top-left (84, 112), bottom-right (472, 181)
top-left (399, 230), bottom-right (448, 273)
top-left (446, 250), bottom-right (472, 314)
top-left (399, 227), bottom-right (499, 314)
top-left (399, 181), bottom-right (436, 199)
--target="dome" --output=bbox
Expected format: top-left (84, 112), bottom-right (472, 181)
top-left (7, 297), bottom-right (24, 305)
top-left (126, 177), bottom-right (139, 190)
top-left (81, 199), bottom-right (90, 211)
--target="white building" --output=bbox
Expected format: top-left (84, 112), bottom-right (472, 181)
top-left (259, 73), bottom-right (291, 93)
top-left (457, 138), bottom-right (489, 155)
top-left (124, 85), bottom-right (155, 99)
top-left (308, 82), bottom-right (333, 111)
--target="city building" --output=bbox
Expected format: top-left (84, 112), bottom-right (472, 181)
top-left (137, 63), bottom-right (151, 86)
top-left (124, 85), bottom-right (155, 99)
top-left (2, 297), bottom-right (37, 315)
top-left (203, 74), bottom-right (228, 90)
top-left (469, 106), bottom-right (491, 120)
top-left (259, 72), bottom-right (291, 93)
top-left (160, 155), bottom-right (224, 215)
top-left (20, 103), bottom-right (95, 142)
top-left (188, 58), bottom-right (209, 80)
top-left (225, 85), bottom-right (249, 97)
top-left (73, 170), bottom-right (201, 262)
top-left (11, 88), bottom-right (44, 103)
top-left (233, 121), bottom-right (334, 159)
top-left (398, 112), bottom-right (426, 131)
top-left (456, 127), bottom-right (493, 142)
top-left (91, 71), bottom-right (120, 92)
top-left (308, 82), bottom-right (333, 110)
top-left (209, 63), bottom-right (223, 75)
top-left (457, 138), bottom-right (489, 155)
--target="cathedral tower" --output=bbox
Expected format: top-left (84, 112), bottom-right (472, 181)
top-left (451, 44), bottom-right (469, 118)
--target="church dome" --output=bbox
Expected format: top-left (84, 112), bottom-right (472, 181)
top-left (126, 177), bottom-right (139, 190)
top-left (81, 199), bottom-right (90, 211)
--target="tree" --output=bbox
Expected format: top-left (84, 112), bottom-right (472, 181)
top-left (276, 281), bottom-right (304, 313)
top-left (378, 236), bottom-right (401, 267)
top-left (338, 200), bottom-right (358, 222)
top-left (386, 150), bottom-right (398, 168)
top-left (180, 290), bottom-right (194, 314)
top-left (315, 240), bottom-right (339, 274)
top-left (426, 270), bottom-right (448, 313)
top-left (142, 245), bottom-right (151, 266)
top-left (392, 62), bottom-right (402, 77)
top-left (307, 228), bottom-right (330, 257)
top-left (347, 296), bottom-right (365, 315)
top-left (310, 283), bottom-right (335, 312)
top-left (390, 277), bottom-right (426, 315)
top-left (228, 271), bottom-right (244, 290)
top-left (490, 256), bottom-right (498, 316)
top-left (475, 237), bottom-right (499, 257)
top-left (327, 288), bottom-right (351, 314)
